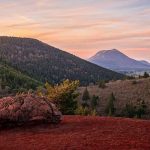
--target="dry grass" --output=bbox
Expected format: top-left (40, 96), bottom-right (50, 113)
top-left (77, 78), bottom-right (150, 117)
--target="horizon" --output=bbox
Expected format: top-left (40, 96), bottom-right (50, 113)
top-left (0, 0), bottom-right (150, 61)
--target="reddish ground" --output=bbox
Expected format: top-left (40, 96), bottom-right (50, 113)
top-left (0, 116), bottom-right (150, 150)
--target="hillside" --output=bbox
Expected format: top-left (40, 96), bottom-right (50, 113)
top-left (0, 37), bottom-right (124, 85)
top-left (78, 78), bottom-right (150, 118)
top-left (88, 49), bottom-right (150, 72)
top-left (0, 61), bottom-right (42, 97)
top-left (0, 116), bottom-right (149, 150)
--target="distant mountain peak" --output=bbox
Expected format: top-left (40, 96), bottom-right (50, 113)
top-left (88, 49), bottom-right (150, 72)
top-left (95, 49), bottom-right (123, 55)
top-left (105, 49), bottom-right (119, 52)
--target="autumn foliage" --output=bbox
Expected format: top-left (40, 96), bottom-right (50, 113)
top-left (37, 80), bottom-right (79, 115)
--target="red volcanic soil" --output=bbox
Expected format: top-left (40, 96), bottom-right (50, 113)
top-left (0, 116), bottom-right (150, 150)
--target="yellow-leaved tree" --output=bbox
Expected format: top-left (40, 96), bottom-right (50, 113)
top-left (37, 79), bottom-right (79, 115)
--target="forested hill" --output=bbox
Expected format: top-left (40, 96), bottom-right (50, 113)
top-left (0, 36), bottom-right (124, 85)
top-left (0, 61), bottom-right (42, 95)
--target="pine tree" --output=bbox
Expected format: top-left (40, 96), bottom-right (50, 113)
top-left (123, 103), bottom-right (136, 118)
top-left (91, 95), bottom-right (99, 109)
top-left (143, 72), bottom-right (149, 78)
top-left (136, 100), bottom-right (147, 118)
top-left (105, 92), bottom-right (116, 116)
top-left (82, 87), bottom-right (90, 107)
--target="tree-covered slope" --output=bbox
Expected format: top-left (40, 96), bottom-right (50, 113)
top-left (0, 61), bottom-right (42, 94)
top-left (0, 36), bottom-right (124, 85)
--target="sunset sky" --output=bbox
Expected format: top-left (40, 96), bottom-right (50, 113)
top-left (0, 0), bottom-right (150, 61)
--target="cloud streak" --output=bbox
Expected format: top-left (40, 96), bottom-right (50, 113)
top-left (0, 0), bottom-right (150, 61)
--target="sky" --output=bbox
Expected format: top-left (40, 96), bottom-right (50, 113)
top-left (0, 0), bottom-right (150, 61)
